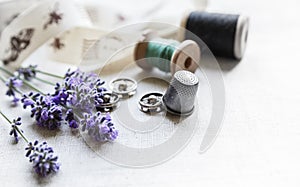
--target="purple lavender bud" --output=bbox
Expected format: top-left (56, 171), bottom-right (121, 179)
top-left (30, 97), bottom-right (63, 130)
top-left (12, 97), bottom-right (20, 105)
top-left (6, 77), bottom-right (23, 88)
top-left (22, 98), bottom-right (35, 108)
top-left (5, 77), bottom-right (23, 104)
top-left (100, 125), bottom-right (110, 134)
top-left (52, 89), bottom-right (69, 105)
top-left (110, 129), bottom-right (119, 141)
top-left (65, 109), bottom-right (79, 129)
top-left (68, 120), bottom-right (79, 129)
top-left (9, 117), bottom-right (23, 143)
top-left (25, 140), bottom-right (60, 177)
top-left (41, 109), bottom-right (49, 121)
top-left (17, 65), bottom-right (37, 80)
top-left (81, 112), bottom-right (118, 142)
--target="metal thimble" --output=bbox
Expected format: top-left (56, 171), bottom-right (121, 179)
top-left (162, 70), bottom-right (199, 116)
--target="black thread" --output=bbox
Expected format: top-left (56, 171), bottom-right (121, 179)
top-left (185, 11), bottom-right (239, 59)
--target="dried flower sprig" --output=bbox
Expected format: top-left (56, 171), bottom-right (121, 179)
top-left (0, 110), bottom-right (60, 177)
top-left (0, 73), bottom-right (23, 105)
top-left (17, 65), bottom-right (63, 86)
top-left (17, 65), bottom-right (37, 80)
top-left (25, 140), bottom-right (60, 177)
top-left (17, 64), bottom-right (64, 80)
top-left (5, 76), bottom-right (23, 105)
top-left (81, 112), bottom-right (118, 142)
top-left (22, 93), bottom-right (64, 130)
top-left (0, 66), bottom-right (45, 103)
top-left (9, 117), bottom-right (23, 143)
top-left (1, 65), bottom-right (118, 142)
top-left (55, 69), bottom-right (106, 112)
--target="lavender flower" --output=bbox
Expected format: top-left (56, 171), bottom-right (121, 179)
top-left (81, 112), bottom-right (118, 142)
top-left (21, 92), bottom-right (40, 109)
top-left (17, 65), bottom-right (37, 80)
top-left (33, 102), bottom-right (63, 130)
top-left (65, 109), bottom-right (79, 129)
top-left (54, 69), bottom-right (106, 112)
top-left (25, 140), bottom-right (60, 177)
top-left (19, 68), bottom-right (118, 142)
top-left (60, 69), bottom-right (106, 113)
top-left (5, 77), bottom-right (22, 104)
top-left (9, 117), bottom-right (23, 143)
top-left (22, 93), bottom-right (63, 130)
top-left (52, 87), bottom-right (69, 105)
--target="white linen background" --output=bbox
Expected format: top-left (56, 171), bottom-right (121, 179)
top-left (0, 0), bottom-right (300, 186)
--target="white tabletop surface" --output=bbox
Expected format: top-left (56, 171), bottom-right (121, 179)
top-left (1, 0), bottom-right (300, 186)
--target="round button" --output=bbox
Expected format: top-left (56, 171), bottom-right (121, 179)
top-left (138, 92), bottom-right (164, 113)
top-left (97, 92), bottom-right (120, 112)
top-left (109, 78), bottom-right (137, 98)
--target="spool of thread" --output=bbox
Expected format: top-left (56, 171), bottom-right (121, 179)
top-left (134, 30), bottom-right (200, 75)
top-left (180, 11), bottom-right (249, 60)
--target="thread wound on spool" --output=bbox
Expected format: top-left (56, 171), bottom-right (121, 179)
top-left (134, 32), bottom-right (200, 74)
top-left (184, 11), bottom-right (248, 59)
top-left (145, 40), bottom-right (179, 72)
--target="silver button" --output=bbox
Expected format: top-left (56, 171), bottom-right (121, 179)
top-left (97, 92), bottom-right (120, 112)
top-left (139, 92), bottom-right (164, 113)
top-left (109, 78), bottom-right (137, 98)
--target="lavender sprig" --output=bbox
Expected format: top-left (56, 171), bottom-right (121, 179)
top-left (0, 66), bottom-right (45, 95)
top-left (52, 69), bottom-right (118, 141)
top-left (22, 93), bottom-right (63, 130)
top-left (0, 111), bottom-right (27, 143)
top-left (65, 109), bottom-right (79, 129)
top-left (9, 117), bottom-right (23, 143)
top-left (17, 65), bottom-right (37, 80)
top-left (5, 77), bottom-right (23, 105)
top-left (1, 66), bottom-right (118, 142)
top-left (55, 69), bottom-right (106, 113)
top-left (0, 110), bottom-right (60, 177)
top-left (25, 140), bottom-right (60, 177)
top-left (17, 64), bottom-right (64, 80)
top-left (81, 112), bottom-right (118, 142)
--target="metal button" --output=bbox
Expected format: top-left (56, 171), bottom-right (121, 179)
top-left (139, 92), bottom-right (164, 113)
top-left (109, 78), bottom-right (137, 98)
top-left (97, 92), bottom-right (120, 112)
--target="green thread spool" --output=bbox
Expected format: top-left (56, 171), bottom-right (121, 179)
top-left (134, 30), bottom-right (201, 75)
top-left (145, 40), bottom-right (180, 72)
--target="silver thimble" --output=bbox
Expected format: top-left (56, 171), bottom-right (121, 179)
top-left (162, 70), bottom-right (199, 116)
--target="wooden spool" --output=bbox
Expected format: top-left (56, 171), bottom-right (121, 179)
top-left (134, 30), bottom-right (200, 75)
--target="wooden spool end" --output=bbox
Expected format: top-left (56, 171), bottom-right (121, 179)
top-left (171, 40), bottom-right (200, 75)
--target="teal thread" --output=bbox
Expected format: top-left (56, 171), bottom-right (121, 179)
top-left (145, 40), bottom-right (180, 72)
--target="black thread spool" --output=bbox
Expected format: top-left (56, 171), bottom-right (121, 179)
top-left (179, 11), bottom-right (249, 60)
